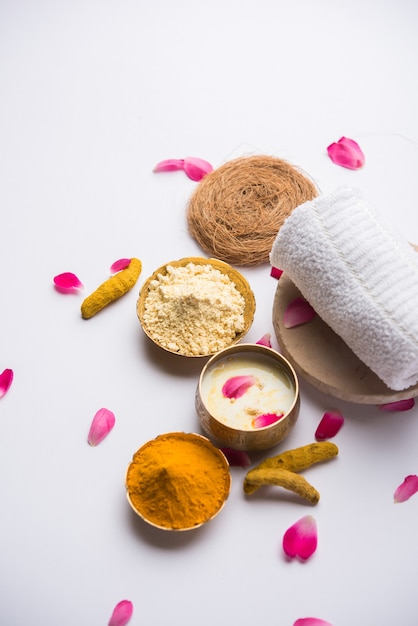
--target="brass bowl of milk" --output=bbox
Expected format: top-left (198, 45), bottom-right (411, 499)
top-left (196, 344), bottom-right (300, 451)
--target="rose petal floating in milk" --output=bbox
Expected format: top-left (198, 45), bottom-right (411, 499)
top-left (252, 412), bottom-right (284, 428)
top-left (222, 375), bottom-right (257, 399)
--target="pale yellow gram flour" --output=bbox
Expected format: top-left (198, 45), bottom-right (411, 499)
top-left (142, 262), bottom-right (246, 355)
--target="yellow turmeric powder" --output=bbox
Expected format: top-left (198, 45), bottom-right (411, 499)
top-left (126, 432), bottom-right (231, 530)
top-left (81, 257), bottom-right (142, 319)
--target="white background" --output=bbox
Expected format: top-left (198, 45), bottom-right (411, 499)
top-left (1, 1), bottom-right (418, 625)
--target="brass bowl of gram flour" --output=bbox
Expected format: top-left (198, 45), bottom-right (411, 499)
top-left (137, 257), bottom-right (256, 357)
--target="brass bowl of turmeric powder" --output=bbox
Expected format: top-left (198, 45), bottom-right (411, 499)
top-left (196, 344), bottom-right (300, 451)
top-left (125, 432), bottom-right (231, 531)
top-left (136, 257), bottom-right (256, 357)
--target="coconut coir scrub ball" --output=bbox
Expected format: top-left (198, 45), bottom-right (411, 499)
top-left (186, 155), bottom-right (317, 266)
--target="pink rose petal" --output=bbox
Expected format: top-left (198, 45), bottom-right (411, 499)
top-left (378, 398), bottom-right (415, 411)
top-left (53, 272), bottom-right (84, 294)
top-left (283, 515), bottom-right (317, 560)
top-left (327, 136), bottom-right (365, 170)
top-left (110, 258), bottom-right (131, 273)
top-left (256, 333), bottom-right (272, 348)
top-left (293, 617), bottom-right (332, 626)
top-left (315, 410), bottom-right (344, 440)
top-left (222, 375), bottom-right (257, 399)
top-left (153, 158), bottom-right (184, 172)
top-left (270, 266), bottom-right (283, 280)
top-left (0, 368), bottom-right (13, 398)
top-left (153, 156), bottom-right (213, 181)
top-left (87, 408), bottom-right (115, 446)
top-left (394, 474), bottom-right (418, 503)
top-left (182, 156), bottom-right (213, 181)
top-left (284, 297), bottom-right (316, 328)
top-left (252, 413), bottom-right (284, 428)
top-left (220, 447), bottom-right (251, 467)
top-left (108, 600), bottom-right (133, 626)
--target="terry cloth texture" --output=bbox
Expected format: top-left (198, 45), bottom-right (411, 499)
top-left (270, 187), bottom-right (418, 391)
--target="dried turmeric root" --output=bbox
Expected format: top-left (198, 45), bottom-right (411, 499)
top-left (254, 442), bottom-right (338, 473)
top-left (244, 441), bottom-right (338, 497)
top-left (243, 467), bottom-right (320, 504)
top-left (81, 258), bottom-right (142, 319)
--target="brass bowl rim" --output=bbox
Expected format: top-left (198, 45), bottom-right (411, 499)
top-left (136, 256), bottom-right (256, 357)
top-left (125, 431), bottom-right (231, 531)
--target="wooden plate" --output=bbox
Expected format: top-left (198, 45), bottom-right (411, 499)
top-left (272, 274), bottom-right (418, 404)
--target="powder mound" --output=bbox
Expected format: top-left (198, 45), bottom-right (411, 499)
top-left (126, 433), bottom-right (231, 530)
top-left (187, 155), bottom-right (318, 266)
top-left (141, 262), bottom-right (246, 355)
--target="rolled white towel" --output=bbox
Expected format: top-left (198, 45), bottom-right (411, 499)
top-left (270, 187), bottom-right (418, 391)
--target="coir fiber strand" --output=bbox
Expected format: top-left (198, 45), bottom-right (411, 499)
top-left (186, 155), bottom-right (318, 266)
